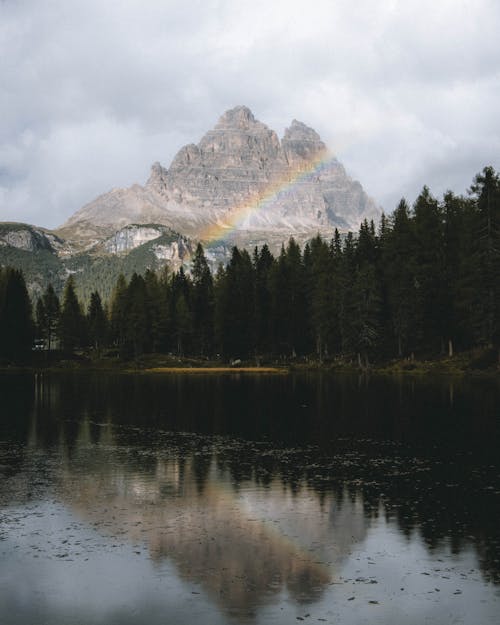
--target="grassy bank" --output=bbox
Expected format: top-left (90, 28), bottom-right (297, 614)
top-left (143, 366), bottom-right (287, 374)
top-left (1, 347), bottom-right (499, 377)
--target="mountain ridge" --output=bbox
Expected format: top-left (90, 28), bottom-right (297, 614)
top-left (1, 106), bottom-right (380, 298)
top-left (58, 105), bottom-right (379, 244)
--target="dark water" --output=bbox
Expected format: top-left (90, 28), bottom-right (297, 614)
top-left (1, 371), bottom-right (499, 624)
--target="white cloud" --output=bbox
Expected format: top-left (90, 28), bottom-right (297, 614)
top-left (1, 0), bottom-right (499, 227)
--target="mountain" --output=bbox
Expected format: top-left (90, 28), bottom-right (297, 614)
top-left (1, 106), bottom-right (379, 299)
top-left (58, 106), bottom-right (379, 246)
top-left (0, 222), bottom-right (193, 303)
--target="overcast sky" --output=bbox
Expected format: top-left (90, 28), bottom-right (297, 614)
top-left (1, 0), bottom-right (499, 229)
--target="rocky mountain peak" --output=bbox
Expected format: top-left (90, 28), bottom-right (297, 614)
top-left (284, 119), bottom-right (322, 142)
top-left (282, 120), bottom-right (327, 166)
top-left (146, 161), bottom-right (169, 193)
top-left (58, 106), bottom-right (379, 245)
top-left (216, 105), bottom-right (256, 129)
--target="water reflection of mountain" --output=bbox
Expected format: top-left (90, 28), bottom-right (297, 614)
top-left (1, 370), bottom-right (500, 591)
top-left (54, 417), bottom-right (373, 615)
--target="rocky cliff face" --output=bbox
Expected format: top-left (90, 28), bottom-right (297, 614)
top-left (100, 224), bottom-right (174, 254)
top-left (98, 224), bottom-right (193, 263)
top-left (0, 223), bottom-right (66, 253)
top-left (59, 106), bottom-right (379, 244)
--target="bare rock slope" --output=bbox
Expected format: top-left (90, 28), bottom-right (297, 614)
top-left (59, 106), bottom-right (379, 245)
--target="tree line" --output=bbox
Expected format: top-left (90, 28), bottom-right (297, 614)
top-left (1, 166), bottom-right (499, 365)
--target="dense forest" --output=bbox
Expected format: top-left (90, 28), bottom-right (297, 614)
top-left (1, 166), bottom-right (499, 366)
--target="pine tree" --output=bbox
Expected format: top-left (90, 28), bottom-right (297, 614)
top-left (126, 273), bottom-right (149, 358)
top-left (110, 274), bottom-right (128, 356)
top-left (352, 263), bottom-right (383, 365)
top-left (270, 240), bottom-right (309, 357)
top-left (174, 293), bottom-right (193, 356)
top-left (35, 297), bottom-right (46, 341)
top-left (338, 232), bottom-right (358, 355)
top-left (308, 236), bottom-right (336, 361)
top-left (218, 247), bottom-right (255, 359)
top-left (0, 268), bottom-right (33, 362)
top-left (170, 267), bottom-right (193, 356)
top-left (269, 245), bottom-right (289, 356)
top-left (412, 187), bottom-right (447, 353)
top-left (384, 199), bottom-right (418, 357)
top-left (213, 264), bottom-right (228, 357)
top-left (469, 166), bottom-right (500, 348)
top-left (352, 221), bottom-right (383, 364)
top-left (59, 276), bottom-right (84, 352)
top-left (144, 269), bottom-right (162, 353)
top-left (443, 191), bottom-right (477, 351)
top-left (253, 244), bottom-right (274, 356)
top-left (157, 266), bottom-right (172, 352)
top-left (192, 243), bottom-right (214, 356)
top-left (87, 291), bottom-right (108, 355)
top-left (42, 284), bottom-right (60, 351)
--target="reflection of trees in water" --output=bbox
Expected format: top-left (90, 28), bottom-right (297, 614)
top-left (1, 371), bottom-right (500, 588)
top-left (58, 438), bottom-right (335, 614)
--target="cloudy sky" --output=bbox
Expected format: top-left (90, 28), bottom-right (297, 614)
top-left (1, 0), bottom-right (499, 229)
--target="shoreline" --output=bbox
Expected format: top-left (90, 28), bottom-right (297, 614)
top-left (0, 349), bottom-right (500, 378)
top-left (0, 360), bottom-right (500, 379)
top-left (140, 366), bottom-right (287, 374)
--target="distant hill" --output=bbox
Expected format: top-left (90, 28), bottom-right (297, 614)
top-left (0, 223), bottom-right (197, 303)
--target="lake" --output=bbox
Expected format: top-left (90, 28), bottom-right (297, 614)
top-left (1, 371), bottom-right (499, 624)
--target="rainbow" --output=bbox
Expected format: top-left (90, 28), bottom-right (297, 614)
top-left (200, 151), bottom-right (339, 245)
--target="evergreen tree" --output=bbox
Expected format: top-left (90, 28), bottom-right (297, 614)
top-left (351, 221), bottom-right (384, 364)
top-left (352, 263), bottom-right (383, 365)
top-left (174, 293), bottom-right (193, 356)
top-left (412, 187), bottom-right (447, 353)
top-left (35, 297), bottom-right (46, 340)
top-left (170, 267), bottom-right (193, 355)
top-left (213, 264), bottom-right (228, 357)
top-left (0, 268), bottom-right (33, 362)
top-left (469, 166), bottom-right (500, 348)
top-left (59, 276), bottom-right (84, 352)
top-left (384, 199), bottom-right (418, 357)
top-left (338, 232), bottom-right (358, 355)
top-left (87, 291), bottom-right (108, 354)
top-left (253, 244), bottom-right (274, 356)
top-left (220, 247), bottom-right (255, 359)
top-left (269, 245), bottom-right (290, 355)
top-left (144, 269), bottom-right (162, 352)
top-left (110, 274), bottom-right (128, 356)
top-left (443, 191), bottom-right (477, 351)
top-left (126, 273), bottom-right (149, 358)
top-left (356, 219), bottom-right (378, 266)
top-left (157, 266), bottom-right (172, 352)
top-left (41, 284), bottom-right (60, 351)
top-left (308, 236), bottom-right (336, 361)
top-left (269, 239), bottom-right (308, 357)
top-left (285, 238), bottom-right (309, 356)
top-left (192, 243), bottom-right (214, 356)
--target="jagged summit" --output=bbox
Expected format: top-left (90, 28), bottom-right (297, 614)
top-left (59, 106), bottom-right (379, 244)
top-left (284, 119), bottom-right (323, 142)
top-left (216, 105), bottom-right (256, 127)
top-left (146, 162), bottom-right (169, 194)
top-left (282, 120), bottom-right (326, 167)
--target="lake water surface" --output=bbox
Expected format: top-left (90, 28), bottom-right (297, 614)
top-left (1, 371), bottom-right (499, 624)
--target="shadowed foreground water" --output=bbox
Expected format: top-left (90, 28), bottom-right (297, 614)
top-left (1, 371), bottom-right (499, 624)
